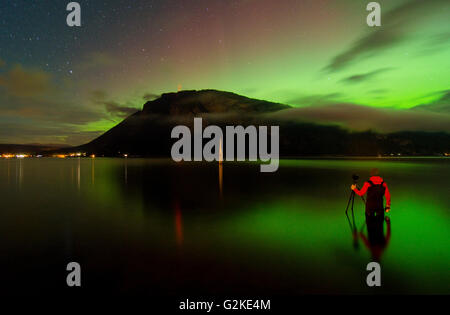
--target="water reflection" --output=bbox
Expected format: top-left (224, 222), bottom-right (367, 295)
top-left (346, 207), bottom-right (392, 261)
top-left (218, 162), bottom-right (223, 200)
top-left (77, 157), bottom-right (80, 191)
top-left (91, 157), bottom-right (95, 185)
top-left (124, 157), bottom-right (128, 185)
top-left (7, 159), bottom-right (10, 184)
top-left (360, 214), bottom-right (391, 262)
top-left (174, 201), bottom-right (184, 246)
top-left (345, 209), bottom-right (359, 251)
top-left (0, 157), bottom-right (448, 294)
top-left (16, 158), bottom-right (23, 190)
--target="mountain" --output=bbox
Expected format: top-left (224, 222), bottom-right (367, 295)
top-left (142, 89), bottom-right (290, 115)
top-left (73, 90), bottom-right (290, 156)
top-left (66, 90), bottom-right (449, 157)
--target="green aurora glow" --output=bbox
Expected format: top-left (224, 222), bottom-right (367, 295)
top-left (0, 0), bottom-right (449, 144)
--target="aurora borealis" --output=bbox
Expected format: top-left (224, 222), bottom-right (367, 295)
top-left (0, 0), bottom-right (449, 145)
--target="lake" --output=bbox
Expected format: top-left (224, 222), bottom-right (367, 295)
top-left (0, 157), bottom-right (449, 295)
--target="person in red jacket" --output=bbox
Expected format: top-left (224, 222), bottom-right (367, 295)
top-left (351, 168), bottom-right (392, 261)
top-left (351, 168), bottom-right (391, 216)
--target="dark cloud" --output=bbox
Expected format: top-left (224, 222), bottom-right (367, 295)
top-left (104, 101), bottom-right (139, 118)
top-left (0, 121), bottom-right (104, 146)
top-left (324, 0), bottom-right (449, 72)
top-left (340, 67), bottom-right (393, 84)
top-left (437, 90), bottom-right (450, 103)
top-left (0, 65), bottom-right (110, 145)
top-left (90, 89), bottom-right (139, 118)
top-left (0, 90), bottom-right (107, 126)
top-left (0, 96), bottom-right (106, 125)
top-left (143, 93), bottom-right (160, 101)
top-left (0, 64), bottom-right (51, 97)
top-left (411, 90), bottom-right (450, 113)
top-left (267, 102), bottom-right (450, 133)
top-left (0, 66), bottom-right (107, 124)
top-left (89, 89), bottom-right (107, 101)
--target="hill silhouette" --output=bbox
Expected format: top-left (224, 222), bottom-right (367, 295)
top-left (142, 90), bottom-right (290, 115)
top-left (66, 90), bottom-right (449, 157)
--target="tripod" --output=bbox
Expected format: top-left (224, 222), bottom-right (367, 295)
top-left (345, 189), bottom-right (357, 214)
top-left (345, 178), bottom-right (366, 214)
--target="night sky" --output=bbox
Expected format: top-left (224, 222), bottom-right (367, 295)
top-left (0, 0), bottom-right (449, 145)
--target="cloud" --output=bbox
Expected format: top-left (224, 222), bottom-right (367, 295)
top-left (90, 89), bottom-right (139, 118)
top-left (267, 102), bottom-right (450, 133)
top-left (0, 120), bottom-right (104, 146)
top-left (89, 89), bottom-right (107, 101)
top-left (411, 90), bottom-right (450, 113)
top-left (143, 93), bottom-right (160, 101)
top-left (324, 0), bottom-right (449, 72)
top-left (0, 74), bottom-right (107, 125)
top-left (0, 58), bottom-right (5, 68)
top-left (340, 67), bottom-right (394, 84)
top-left (0, 65), bottom-right (51, 97)
top-left (415, 32), bottom-right (450, 57)
top-left (0, 64), bottom-right (110, 145)
top-left (0, 96), bottom-right (107, 125)
top-left (104, 101), bottom-right (139, 118)
top-left (437, 90), bottom-right (450, 103)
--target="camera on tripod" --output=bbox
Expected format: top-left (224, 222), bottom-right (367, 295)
top-left (346, 174), bottom-right (365, 214)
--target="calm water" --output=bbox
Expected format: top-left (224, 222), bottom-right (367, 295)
top-left (0, 157), bottom-right (449, 295)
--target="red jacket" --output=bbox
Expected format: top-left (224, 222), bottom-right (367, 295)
top-left (354, 176), bottom-right (391, 207)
